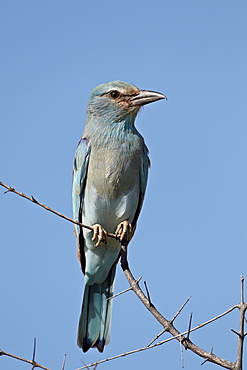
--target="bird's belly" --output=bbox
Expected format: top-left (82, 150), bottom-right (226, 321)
top-left (82, 182), bottom-right (139, 285)
top-left (82, 182), bottom-right (139, 233)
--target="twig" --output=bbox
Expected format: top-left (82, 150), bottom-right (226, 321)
top-left (75, 334), bottom-right (187, 370)
top-left (0, 349), bottom-right (51, 370)
top-left (0, 181), bottom-right (116, 239)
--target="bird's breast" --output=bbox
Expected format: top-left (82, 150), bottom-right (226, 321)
top-left (87, 140), bottom-right (142, 199)
top-left (81, 128), bottom-right (147, 232)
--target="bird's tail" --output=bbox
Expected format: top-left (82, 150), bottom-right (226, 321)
top-left (77, 262), bottom-right (117, 353)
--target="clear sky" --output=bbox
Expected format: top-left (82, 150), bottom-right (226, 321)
top-left (1, 1), bottom-right (247, 369)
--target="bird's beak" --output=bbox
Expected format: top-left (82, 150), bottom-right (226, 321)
top-left (129, 90), bottom-right (167, 106)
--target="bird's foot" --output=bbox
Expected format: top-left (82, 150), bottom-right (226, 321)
top-left (115, 221), bottom-right (133, 243)
top-left (91, 224), bottom-right (108, 247)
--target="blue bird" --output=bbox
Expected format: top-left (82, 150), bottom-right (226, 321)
top-left (72, 81), bottom-right (166, 352)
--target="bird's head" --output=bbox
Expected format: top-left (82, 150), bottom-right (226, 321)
top-left (86, 81), bottom-right (167, 123)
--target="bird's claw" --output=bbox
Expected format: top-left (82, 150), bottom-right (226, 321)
top-left (115, 221), bottom-right (133, 243)
top-left (91, 224), bottom-right (108, 247)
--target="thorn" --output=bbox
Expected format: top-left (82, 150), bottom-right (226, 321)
top-left (80, 359), bottom-right (99, 369)
top-left (80, 360), bottom-right (89, 369)
top-left (32, 337), bottom-right (36, 362)
top-left (147, 328), bottom-right (167, 347)
top-left (184, 312), bottom-right (193, 350)
top-left (30, 338), bottom-right (37, 370)
top-left (107, 276), bottom-right (142, 300)
top-left (144, 281), bottom-right (155, 308)
top-left (187, 312), bottom-right (193, 338)
top-left (4, 187), bottom-right (14, 194)
top-left (31, 196), bottom-right (38, 203)
top-left (171, 295), bottom-right (192, 323)
top-left (231, 328), bottom-right (242, 338)
top-left (240, 275), bottom-right (244, 303)
top-left (61, 352), bottom-right (67, 370)
top-left (201, 347), bottom-right (213, 365)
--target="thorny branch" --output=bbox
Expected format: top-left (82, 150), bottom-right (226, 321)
top-left (1, 182), bottom-right (247, 370)
top-left (76, 302), bottom-right (243, 370)
top-left (119, 244), bottom-right (246, 370)
top-left (0, 182), bottom-right (116, 239)
top-left (0, 349), bottom-right (51, 370)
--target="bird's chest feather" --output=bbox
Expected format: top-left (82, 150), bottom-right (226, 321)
top-left (87, 137), bottom-right (143, 199)
top-left (81, 123), bottom-right (146, 228)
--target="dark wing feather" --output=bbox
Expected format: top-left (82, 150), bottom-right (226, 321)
top-left (72, 137), bottom-right (91, 273)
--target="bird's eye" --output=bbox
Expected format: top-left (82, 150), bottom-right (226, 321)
top-left (110, 90), bottom-right (120, 99)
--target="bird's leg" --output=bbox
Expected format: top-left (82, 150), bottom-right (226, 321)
top-left (115, 221), bottom-right (133, 243)
top-left (91, 224), bottom-right (108, 247)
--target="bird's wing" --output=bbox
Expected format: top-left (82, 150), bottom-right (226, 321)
top-left (72, 137), bottom-right (91, 273)
top-left (132, 144), bottom-right (150, 229)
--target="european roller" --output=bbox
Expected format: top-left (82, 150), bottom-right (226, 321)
top-left (72, 81), bottom-right (166, 352)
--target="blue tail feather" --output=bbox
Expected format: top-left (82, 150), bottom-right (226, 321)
top-left (77, 262), bottom-right (117, 352)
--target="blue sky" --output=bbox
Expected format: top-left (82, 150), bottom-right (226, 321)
top-left (1, 1), bottom-right (247, 369)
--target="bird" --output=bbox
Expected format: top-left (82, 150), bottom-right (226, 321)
top-left (72, 81), bottom-right (166, 353)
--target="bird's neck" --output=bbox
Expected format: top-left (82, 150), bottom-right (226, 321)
top-left (83, 113), bottom-right (142, 147)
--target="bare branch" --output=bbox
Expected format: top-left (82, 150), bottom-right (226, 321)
top-left (78, 305), bottom-right (237, 370)
top-left (119, 242), bottom-right (236, 370)
top-left (2, 181), bottom-right (246, 370)
top-left (76, 314), bottom-right (238, 370)
top-left (0, 349), bottom-right (51, 370)
top-left (0, 181), bottom-right (116, 239)
top-left (75, 335), bottom-right (187, 370)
